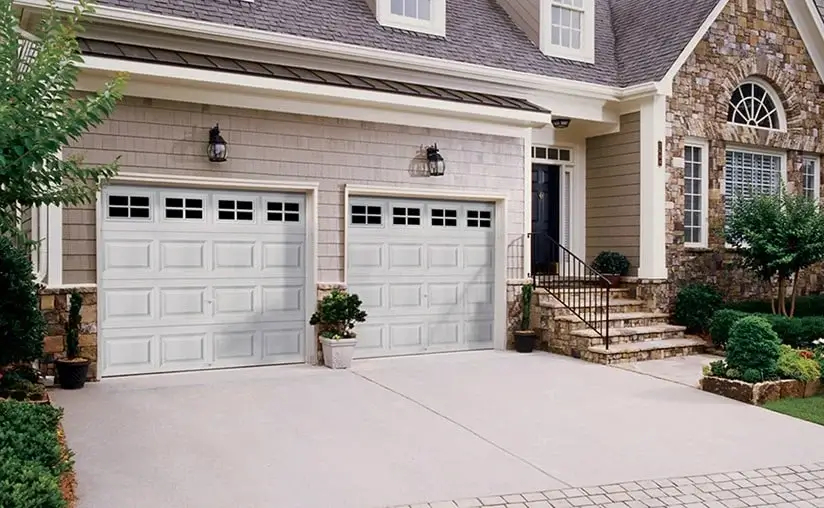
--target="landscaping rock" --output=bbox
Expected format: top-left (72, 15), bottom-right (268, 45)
top-left (701, 376), bottom-right (820, 405)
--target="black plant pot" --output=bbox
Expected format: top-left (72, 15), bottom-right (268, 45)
top-left (56, 358), bottom-right (90, 390)
top-left (514, 331), bottom-right (537, 353)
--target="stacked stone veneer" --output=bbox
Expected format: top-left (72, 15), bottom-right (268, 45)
top-left (39, 287), bottom-right (98, 380)
top-left (666, 0), bottom-right (824, 304)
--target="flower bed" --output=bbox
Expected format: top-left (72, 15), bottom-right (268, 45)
top-left (701, 376), bottom-right (821, 405)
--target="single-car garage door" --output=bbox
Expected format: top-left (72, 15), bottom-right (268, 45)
top-left (99, 185), bottom-right (307, 376)
top-left (347, 196), bottom-right (495, 358)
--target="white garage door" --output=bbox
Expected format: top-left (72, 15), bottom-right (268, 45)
top-left (347, 196), bottom-right (495, 358)
top-left (99, 185), bottom-right (307, 376)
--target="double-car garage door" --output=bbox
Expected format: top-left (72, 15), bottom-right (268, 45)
top-left (99, 185), bottom-right (495, 376)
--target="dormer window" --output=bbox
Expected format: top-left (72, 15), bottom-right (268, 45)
top-left (540, 0), bottom-right (594, 63)
top-left (374, 0), bottom-right (445, 36)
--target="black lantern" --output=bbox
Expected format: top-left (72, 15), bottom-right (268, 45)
top-left (207, 124), bottom-right (228, 162)
top-left (551, 117), bottom-right (571, 129)
top-left (426, 143), bottom-right (446, 177)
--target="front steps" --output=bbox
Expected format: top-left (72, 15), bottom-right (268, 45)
top-left (534, 287), bottom-right (706, 364)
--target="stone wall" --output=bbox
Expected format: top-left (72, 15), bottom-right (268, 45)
top-left (39, 287), bottom-right (98, 380)
top-left (666, 0), bottom-right (824, 304)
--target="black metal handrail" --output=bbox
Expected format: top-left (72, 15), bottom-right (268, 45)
top-left (529, 232), bottom-right (611, 349)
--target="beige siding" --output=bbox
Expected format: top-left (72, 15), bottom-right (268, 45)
top-left (63, 97), bottom-right (526, 283)
top-left (585, 112), bottom-right (641, 273)
top-left (497, 0), bottom-right (540, 45)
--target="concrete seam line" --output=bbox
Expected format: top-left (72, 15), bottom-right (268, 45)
top-left (350, 370), bottom-right (573, 489)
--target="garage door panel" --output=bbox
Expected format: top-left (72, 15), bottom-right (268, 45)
top-left (389, 323), bottom-right (424, 349)
top-left (466, 320), bottom-right (494, 344)
top-left (387, 243), bottom-right (424, 271)
top-left (347, 283), bottom-right (384, 312)
top-left (427, 244), bottom-right (460, 269)
top-left (464, 245), bottom-right (495, 269)
top-left (352, 324), bottom-right (386, 355)
top-left (428, 283), bottom-right (460, 308)
top-left (349, 243), bottom-right (384, 273)
top-left (428, 321), bottom-right (460, 346)
top-left (388, 283), bottom-right (424, 309)
top-left (101, 185), bottom-right (307, 376)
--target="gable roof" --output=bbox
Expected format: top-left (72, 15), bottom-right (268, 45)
top-left (91, 0), bottom-right (720, 88)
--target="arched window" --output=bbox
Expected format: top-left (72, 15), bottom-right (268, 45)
top-left (727, 79), bottom-right (783, 130)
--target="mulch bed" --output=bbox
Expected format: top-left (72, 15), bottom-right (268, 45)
top-left (57, 422), bottom-right (78, 508)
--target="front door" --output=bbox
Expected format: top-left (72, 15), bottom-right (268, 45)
top-left (531, 164), bottom-right (560, 275)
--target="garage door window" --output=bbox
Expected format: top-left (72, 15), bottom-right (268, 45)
top-left (267, 201), bottom-right (300, 222)
top-left (431, 208), bottom-right (457, 227)
top-left (164, 197), bottom-right (203, 220)
top-left (466, 209), bottom-right (492, 228)
top-left (218, 199), bottom-right (254, 221)
top-left (107, 194), bottom-right (151, 219)
top-left (392, 207), bottom-right (421, 226)
top-left (351, 205), bottom-right (382, 225)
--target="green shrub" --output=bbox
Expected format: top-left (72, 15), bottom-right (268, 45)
top-left (709, 309), bottom-right (749, 348)
top-left (592, 251), bottom-right (630, 276)
top-left (0, 237), bottom-right (47, 366)
top-left (709, 360), bottom-right (727, 377)
top-left (520, 283), bottom-right (533, 331)
top-left (673, 283), bottom-right (723, 334)
top-left (741, 368), bottom-right (764, 383)
top-left (0, 401), bottom-right (69, 508)
top-left (726, 316), bottom-right (782, 381)
top-left (776, 345), bottom-right (821, 382)
top-left (309, 289), bottom-right (367, 339)
top-left (726, 294), bottom-right (824, 317)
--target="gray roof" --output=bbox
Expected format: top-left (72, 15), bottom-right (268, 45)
top-left (93, 0), bottom-right (722, 87)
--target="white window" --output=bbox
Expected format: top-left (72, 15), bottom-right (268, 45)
top-left (431, 208), bottom-right (458, 227)
top-left (724, 149), bottom-right (784, 219)
top-left (727, 78), bottom-right (784, 131)
top-left (466, 209), bottom-right (492, 228)
top-left (351, 204), bottom-right (382, 226)
top-left (802, 156), bottom-right (820, 201)
top-left (164, 197), bottom-right (203, 220)
top-left (392, 206), bottom-right (422, 226)
top-left (532, 145), bottom-right (572, 162)
top-left (267, 201), bottom-right (301, 223)
top-left (376, 0), bottom-right (445, 36)
top-left (107, 194), bottom-right (151, 220)
top-left (217, 199), bottom-right (254, 222)
top-left (684, 140), bottom-right (709, 247)
top-left (540, 0), bottom-right (594, 63)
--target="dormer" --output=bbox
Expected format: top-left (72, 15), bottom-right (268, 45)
top-left (498, 0), bottom-right (594, 64)
top-left (367, 0), bottom-right (446, 37)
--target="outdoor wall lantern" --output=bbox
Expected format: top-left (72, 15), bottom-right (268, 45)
top-left (207, 124), bottom-right (228, 162)
top-left (551, 117), bottom-right (571, 129)
top-left (426, 143), bottom-right (446, 177)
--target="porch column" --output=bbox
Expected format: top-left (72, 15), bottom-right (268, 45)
top-left (638, 94), bottom-right (668, 279)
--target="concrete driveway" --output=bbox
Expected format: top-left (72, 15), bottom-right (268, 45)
top-left (52, 351), bottom-right (824, 508)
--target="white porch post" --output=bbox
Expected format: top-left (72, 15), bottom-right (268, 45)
top-left (638, 94), bottom-right (668, 279)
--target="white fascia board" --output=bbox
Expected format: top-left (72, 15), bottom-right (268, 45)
top-left (16, 0), bottom-right (625, 102)
top-left (77, 56), bottom-right (551, 129)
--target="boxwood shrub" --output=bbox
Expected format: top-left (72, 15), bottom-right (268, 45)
top-left (673, 283), bottom-right (723, 334)
top-left (725, 294), bottom-right (824, 318)
top-left (0, 401), bottom-right (70, 508)
top-left (709, 309), bottom-right (824, 349)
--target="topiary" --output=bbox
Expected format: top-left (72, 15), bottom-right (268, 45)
top-left (592, 251), bottom-right (630, 276)
top-left (0, 237), bottom-right (46, 366)
top-left (709, 309), bottom-right (748, 348)
top-left (673, 283), bottom-right (723, 334)
top-left (726, 315), bottom-right (781, 382)
top-left (776, 345), bottom-right (821, 382)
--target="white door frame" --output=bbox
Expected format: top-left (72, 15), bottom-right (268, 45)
top-left (95, 172), bottom-right (320, 378)
top-left (343, 184), bottom-right (508, 351)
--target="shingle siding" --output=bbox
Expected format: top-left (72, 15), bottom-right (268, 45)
top-left (62, 97), bottom-right (526, 283)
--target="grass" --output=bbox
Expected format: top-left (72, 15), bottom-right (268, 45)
top-left (764, 396), bottom-right (824, 426)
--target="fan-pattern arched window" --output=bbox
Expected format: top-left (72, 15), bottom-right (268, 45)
top-left (727, 80), bottom-right (781, 130)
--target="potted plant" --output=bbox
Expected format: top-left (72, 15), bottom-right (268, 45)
top-left (514, 283), bottom-right (537, 353)
top-left (592, 251), bottom-right (630, 287)
top-left (55, 291), bottom-right (90, 389)
top-left (309, 289), bottom-right (367, 369)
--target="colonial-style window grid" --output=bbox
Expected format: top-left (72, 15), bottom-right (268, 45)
top-left (724, 149), bottom-right (783, 219)
top-left (392, 207), bottom-right (422, 226)
top-left (164, 197), bottom-right (204, 220)
top-left (431, 208), bottom-right (458, 227)
top-left (108, 195), bottom-right (151, 219)
top-left (802, 156), bottom-right (820, 201)
top-left (351, 205), bottom-right (382, 225)
top-left (467, 210), bottom-right (492, 228)
top-left (550, 0), bottom-right (584, 50)
top-left (267, 201), bottom-right (301, 223)
top-left (390, 0), bottom-right (430, 20)
top-left (217, 199), bottom-right (254, 221)
top-left (684, 142), bottom-right (708, 246)
top-left (532, 145), bottom-right (572, 162)
top-left (727, 79), bottom-right (782, 130)
top-left (378, 0), bottom-right (444, 36)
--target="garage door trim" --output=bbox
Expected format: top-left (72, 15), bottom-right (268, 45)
top-left (343, 184), bottom-right (508, 352)
top-left (95, 173), bottom-right (320, 379)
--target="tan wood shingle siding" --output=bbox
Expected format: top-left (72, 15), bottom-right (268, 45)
top-left (585, 112), bottom-right (641, 273)
top-left (61, 97), bottom-right (526, 284)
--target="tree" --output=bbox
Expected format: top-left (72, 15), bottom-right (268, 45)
top-left (0, 0), bottom-right (126, 239)
top-left (726, 188), bottom-right (824, 317)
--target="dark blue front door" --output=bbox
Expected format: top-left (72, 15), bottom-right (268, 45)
top-left (532, 164), bottom-right (560, 275)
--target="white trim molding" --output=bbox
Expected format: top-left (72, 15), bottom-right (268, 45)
top-left (540, 0), bottom-right (595, 64)
top-left (683, 137), bottom-right (710, 249)
top-left (802, 154), bottom-right (821, 202)
top-left (344, 184), bottom-right (509, 352)
top-left (374, 0), bottom-right (446, 37)
top-left (638, 94), bottom-right (668, 279)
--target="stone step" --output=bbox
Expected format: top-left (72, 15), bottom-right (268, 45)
top-left (554, 312), bottom-right (670, 331)
top-left (539, 297), bottom-right (647, 315)
top-left (535, 287), bottom-right (632, 300)
top-left (581, 337), bottom-right (707, 365)
top-left (569, 324), bottom-right (686, 346)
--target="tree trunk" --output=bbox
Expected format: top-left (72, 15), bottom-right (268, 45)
top-left (778, 275), bottom-right (787, 316)
top-left (789, 269), bottom-right (800, 318)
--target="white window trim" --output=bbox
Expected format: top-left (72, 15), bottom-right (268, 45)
top-left (726, 77), bottom-right (787, 133)
top-left (683, 137), bottom-right (709, 249)
top-left (375, 0), bottom-right (446, 37)
top-left (802, 155), bottom-right (821, 202)
top-left (540, 0), bottom-right (595, 64)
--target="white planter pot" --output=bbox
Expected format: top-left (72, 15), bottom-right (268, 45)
top-left (321, 337), bottom-right (358, 369)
